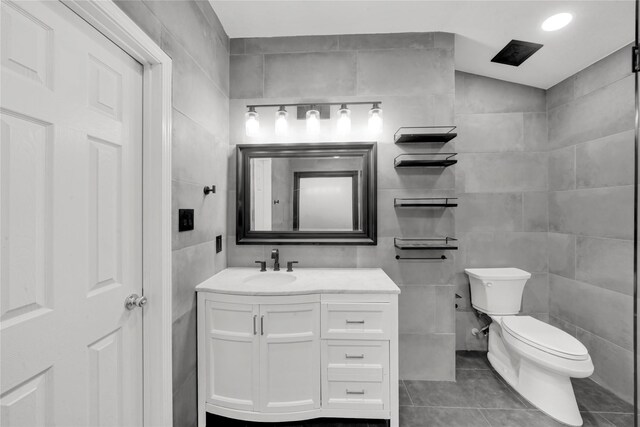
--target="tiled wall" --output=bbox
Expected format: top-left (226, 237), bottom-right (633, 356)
top-left (546, 45), bottom-right (635, 403)
top-left (114, 2), bottom-right (229, 426)
top-left (453, 72), bottom-right (549, 351)
top-left (228, 33), bottom-right (459, 380)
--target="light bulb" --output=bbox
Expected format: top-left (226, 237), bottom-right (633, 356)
top-left (275, 106), bottom-right (288, 137)
top-left (541, 13), bottom-right (573, 31)
top-left (245, 107), bottom-right (259, 137)
top-left (336, 104), bottom-right (351, 136)
top-left (368, 103), bottom-right (383, 136)
top-left (306, 107), bottom-right (320, 136)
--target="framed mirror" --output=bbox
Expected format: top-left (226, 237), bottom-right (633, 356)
top-left (236, 142), bottom-right (377, 245)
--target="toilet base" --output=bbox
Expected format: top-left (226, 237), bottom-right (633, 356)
top-left (487, 323), bottom-right (584, 427)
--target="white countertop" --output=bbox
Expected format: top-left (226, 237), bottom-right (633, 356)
top-left (195, 267), bottom-right (400, 296)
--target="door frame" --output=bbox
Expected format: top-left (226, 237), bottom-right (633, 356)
top-left (61, 1), bottom-right (173, 426)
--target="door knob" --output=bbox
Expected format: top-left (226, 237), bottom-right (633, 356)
top-left (125, 294), bottom-right (147, 310)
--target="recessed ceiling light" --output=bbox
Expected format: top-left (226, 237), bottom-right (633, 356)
top-left (542, 13), bottom-right (573, 31)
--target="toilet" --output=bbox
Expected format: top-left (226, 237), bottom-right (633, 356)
top-left (465, 268), bottom-right (594, 427)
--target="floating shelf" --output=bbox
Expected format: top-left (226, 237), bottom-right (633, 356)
top-left (394, 197), bottom-right (458, 208)
top-left (394, 237), bottom-right (458, 251)
top-left (394, 153), bottom-right (457, 168)
top-left (394, 126), bottom-right (457, 144)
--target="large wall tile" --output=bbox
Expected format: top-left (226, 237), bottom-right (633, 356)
top-left (575, 236), bottom-right (634, 296)
top-left (435, 285), bottom-right (455, 334)
top-left (455, 113), bottom-right (524, 153)
top-left (163, 29), bottom-right (230, 137)
top-left (546, 75), bottom-right (575, 110)
top-left (577, 328), bottom-right (634, 404)
top-left (523, 112), bottom-right (548, 152)
top-left (575, 130), bottom-right (635, 189)
top-left (548, 233), bottom-right (575, 278)
top-left (521, 273), bottom-right (549, 314)
top-left (264, 52), bottom-right (356, 97)
top-left (548, 75), bottom-right (634, 149)
top-left (144, 0), bottom-right (227, 92)
top-left (464, 232), bottom-right (548, 272)
top-left (172, 308), bottom-right (197, 394)
top-left (549, 315), bottom-right (577, 337)
top-left (455, 193), bottom-right (522, 234)
top-left (379, 189), bottom-right (454, 238)
top-left (548, 146), bottom-right (575, 191)
top-left (229, 54), bottom-right (263, 99)
top-left (172, 369), bottom-right (197, 427)
top-left (455, 311), bottom-right (488, 351)
top-left (358, 49), bottom-right (454, 96)
top-left (245, 35), bottom-right (338, 54)
top-left (338, 32), bottom-right (434, 50)
top-left (356, 238), bottom-right (454, 286)
top-left (574, 44), bottom-right (632, 99)
top-left (523, 191), bottom-right (548, 232)
top-left (113, 0), bottom-right (162, 44)
top-left (455, 71), bottom-right (545, 114)
top-left (172, 241), bottom-right (220, 321)
top-left (456, 152), bottom-right (547, 193)
top-left (549, 274), bottom-right (633, 350)
top-left (264, 244), bottom-right (357, 268)
top-left (172, 180), bottom-right (225, 250)
top-left (230, 38), bottom-right (245, 54)
top-left (548, 186), bottom-right (634, 239)
top-left (400, 333), bottom-right (455, 380)
top-left (172, 109), bottom-right (217, 185)
top-left (398, 286), bottom-right (437, 334)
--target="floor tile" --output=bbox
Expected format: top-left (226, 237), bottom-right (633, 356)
top-left (400, 406), bottom-right (490, 427)
top-left (480, 409), bottom-right (564, 427)
top-left (456, 351), bottom-right (492, 370)
top-left (597, 412), bottom-right (635, 427)
top-left (405, 370), bottom-right (527, 410)
top-left (573, 378), bottom-right (635, 413)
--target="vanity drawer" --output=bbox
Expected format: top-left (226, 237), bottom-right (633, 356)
top-left (323, 379), bottom-right (386, 410)
top-left (321, 302), bottom-right (391, 339)
top-left (325, 340), bottom-right (388, 367)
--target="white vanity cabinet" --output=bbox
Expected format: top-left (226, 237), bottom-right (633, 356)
top-left (196, 268), bottom-right (400, 427)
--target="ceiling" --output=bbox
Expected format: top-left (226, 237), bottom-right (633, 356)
top-left (210, 0), bottom-right (634, 89)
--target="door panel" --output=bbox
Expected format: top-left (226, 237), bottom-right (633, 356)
top-left (206, 300), bottom-right (259, 411)
top-left (0, 1), bottom-right (143, 426)
top-left (259, 303), bottom-right (320, 412)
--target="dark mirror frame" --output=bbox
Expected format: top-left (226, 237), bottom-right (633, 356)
top-left (236, 142), bottom-right (377, 245)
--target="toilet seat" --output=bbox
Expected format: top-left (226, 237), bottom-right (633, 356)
top-left (500, 316), bottom-right (589, 361)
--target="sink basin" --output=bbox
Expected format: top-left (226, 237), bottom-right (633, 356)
top-left (242, 272), bottom-right (297, 286)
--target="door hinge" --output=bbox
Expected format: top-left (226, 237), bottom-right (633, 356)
top-left (633, 46), bottom-right (640, 73)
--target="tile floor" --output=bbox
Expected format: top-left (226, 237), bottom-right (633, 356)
top-left (207, 351), bottom-right (635, 427)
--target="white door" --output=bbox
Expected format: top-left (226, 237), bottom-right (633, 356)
top-left (0, 1), bottom-right (143, 426)
top-left (259, 302), bottom-right (320, 413)
top-left (205, 300), bottom-right (260, 411)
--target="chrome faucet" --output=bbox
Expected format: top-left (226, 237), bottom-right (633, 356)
top-left (271, 249), bottom-right (280, 271)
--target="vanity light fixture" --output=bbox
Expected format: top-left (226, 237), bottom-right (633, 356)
top-left (244, 101), bottom-right (382, 138)
top-left (306, 105), bottom-right (320, 136)
top-left (368, 102), bottom-right (383, 135)
top-left (541, 12), bottom-right (573, 31)
top-left (245, 106), bottom-right (259, 137)
top-left (336, 104), bottom-right (351, 136)
top-left (275, 106), bottom-right (288, 137)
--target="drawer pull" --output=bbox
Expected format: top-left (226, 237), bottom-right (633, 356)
top-left (345, 353), bottom-right (365, 359)
top-left (346, 389), bottom-right (366, 395)
top-left (346, 320), bottom-right (365, 324)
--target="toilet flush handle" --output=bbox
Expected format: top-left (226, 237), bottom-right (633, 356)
top-left (485, 282), bottom-right (493, 287)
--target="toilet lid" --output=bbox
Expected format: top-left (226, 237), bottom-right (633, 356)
top-left (501, 316), bottom-right (589, 361)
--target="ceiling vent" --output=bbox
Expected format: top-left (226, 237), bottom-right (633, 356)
top-left (491, 40), bottom-right (543, 67)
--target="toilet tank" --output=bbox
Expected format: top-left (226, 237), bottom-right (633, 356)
top-left (464, 268), bottom-right (531, 315)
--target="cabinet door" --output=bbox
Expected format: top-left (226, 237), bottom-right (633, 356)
top-left (259, 302), bottom-right (320, 412)
top-left (205, 300), bottom-right (259, 411)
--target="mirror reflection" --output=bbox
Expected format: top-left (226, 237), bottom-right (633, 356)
top-left (249, 156), bottom-right (363, 232)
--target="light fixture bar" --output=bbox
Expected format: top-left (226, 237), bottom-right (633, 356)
top-left (246, 101), bottom-right (382, 109)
